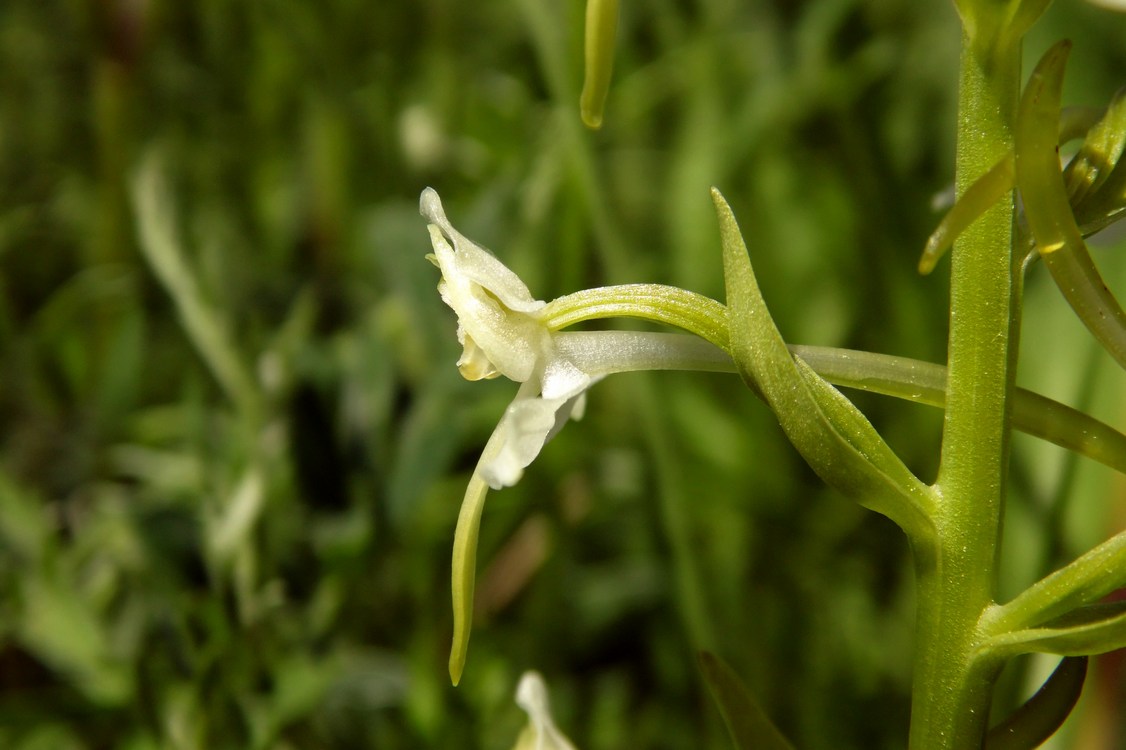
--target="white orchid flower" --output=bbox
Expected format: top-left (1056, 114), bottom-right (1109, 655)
top-left (422, 188), bottom-right (595, 489)
top-left (511, 671), bottom-right (579, 750)
top-left (421, 188), bottom-right (734, 684)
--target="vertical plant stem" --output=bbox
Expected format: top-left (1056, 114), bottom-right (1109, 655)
top-left (908, 32), bottom-right (1022, 749)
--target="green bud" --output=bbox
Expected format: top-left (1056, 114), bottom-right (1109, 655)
top-left (1017, 41), bottom-right (1126, 371)
top-left (1065, 88), bottom-right (1126, 236)
top-left (579, 0), bottom-right (619, 129)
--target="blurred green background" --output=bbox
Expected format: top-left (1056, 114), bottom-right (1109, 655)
top-left (2, 1), bottom-right (1126, 748)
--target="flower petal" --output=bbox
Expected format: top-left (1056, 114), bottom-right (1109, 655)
top-left (540, 356), bottom-right (593, 401)
top-left (513, 671), bottom-right (578, 750)
top-left (480, 386), bottom-right (577, 490)
top-left (422, 192), bottom-right (549, 383)
top-left (421, 188), bottom-right (545, 314)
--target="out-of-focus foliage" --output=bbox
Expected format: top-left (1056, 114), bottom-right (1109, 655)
top-left (0, 1), bottom-right (1123, 748)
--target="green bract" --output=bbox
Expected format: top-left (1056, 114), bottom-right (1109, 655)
top-left (715, 188), bottom-right (937, 542)
top-left (1014, 42), bottom-right (1126, 371)
top-left (1066, 88), bottom-right (1126, 237)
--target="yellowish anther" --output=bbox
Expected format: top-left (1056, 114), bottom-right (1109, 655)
top-left (580, 0), bottom-right (619, 129)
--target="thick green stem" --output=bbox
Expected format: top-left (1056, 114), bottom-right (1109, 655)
top-left (908, 30), bottom-right (1022, 750)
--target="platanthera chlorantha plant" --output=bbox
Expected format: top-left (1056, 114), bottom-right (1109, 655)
top-left (423, 0), bottom-right (1126, 747)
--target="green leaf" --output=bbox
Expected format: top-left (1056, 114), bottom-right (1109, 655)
top-left (984, 600), bottom-right (1126, 657)
top-left (0, 472), bottom-right (53, 563)
top-left (713, 188), bottom-right (936, 541)
top-left (131, 151), bottom-right (261, 419)
top-left (18, 571), bottom-right (132, 706)
top-left (699, 652), bottom-right (796, 750)
top-left (984, 656), bottom-right (1087, 750)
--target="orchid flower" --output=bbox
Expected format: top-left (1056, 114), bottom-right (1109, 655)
top-left (423, 186), bottom-right (1126, 686)
top-left (422, 188), bottom-right (733, 488)
top-left (511, 671), bottom-right (579, 750)
top-left (421, 188), bottom-right (734, 684)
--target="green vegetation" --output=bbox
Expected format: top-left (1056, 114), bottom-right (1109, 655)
top-left (2, 1), bottom-right (1126, 748)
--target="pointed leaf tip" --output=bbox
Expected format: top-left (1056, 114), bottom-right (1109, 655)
top-left (699, 651), bottom-right (796, 750)
top-left (918, 154), bottom-right (1015, 275)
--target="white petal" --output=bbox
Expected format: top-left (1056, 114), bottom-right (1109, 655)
top-left (420, 188), bottom-right (546, 313)
top-left (480, 393), bottom-right (568, 489)
top-left (512, 672), bottom-right (578, 750)
top-left (422, 192), bottom-right (549, 383)
top-left (540, 356), bottom-right (593, 401)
